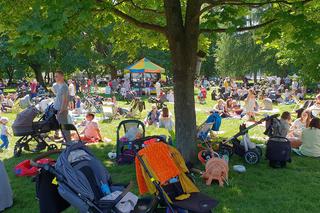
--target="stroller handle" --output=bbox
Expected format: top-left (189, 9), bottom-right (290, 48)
top-left (30, 149), bottom-right (63, 168)
top-left (224, 114), bottom-right (280, 143)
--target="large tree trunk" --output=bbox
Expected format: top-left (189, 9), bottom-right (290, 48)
top-left (6, 67), bottom-right (14, 85)
top-left (164, 0), bottom-right (201, 162)
top-left (30, 63), bottom-right (44, 85)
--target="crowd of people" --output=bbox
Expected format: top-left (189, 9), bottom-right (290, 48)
top-left (194, 76), bottom-right (317, 121)
top-left (0, 74), bottom-right (320, 157)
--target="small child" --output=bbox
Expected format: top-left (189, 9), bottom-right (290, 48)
top-left (80, 113), bottom-right (102, 143)
top-left (74, 96), bottom-right (82, 114)
top-left (0, 117), bottom-right (11, 151)
top-left (278, 111), bottom-right (291, 137)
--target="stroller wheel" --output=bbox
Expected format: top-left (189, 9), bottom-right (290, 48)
top-left (219, 144), bottom-right (233, 157)
top-left (47, 144), bottom-right (58, 151)
top-left (244, 150), bottom-right (260, 164)
top-left (14, 144), bottom-right (22, 157)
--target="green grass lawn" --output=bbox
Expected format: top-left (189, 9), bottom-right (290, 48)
top-left (0, 91), bottom-right (318, 213)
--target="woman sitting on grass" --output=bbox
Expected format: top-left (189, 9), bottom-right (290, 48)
top-left (288, 110), bottom-right (311, 148)
top-left (159, 106), bottom-right (174, 131)
top-left (299, 118), bottom-right (320, 157)
top-left (145, 105), bottom-right (160, 126)
top-left (214, 99), bottom-right (229, 118)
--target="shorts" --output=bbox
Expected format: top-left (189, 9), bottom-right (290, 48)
top-left (69, 96), bottom-right (75, 102)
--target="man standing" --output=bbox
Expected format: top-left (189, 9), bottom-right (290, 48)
top-left (53, 71), bottom-right (70, 140)
top-left (68, 80), bottom-right (76, 110)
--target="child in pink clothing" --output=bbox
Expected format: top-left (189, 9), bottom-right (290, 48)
top-left (80, 113), bottom-right (102, 143)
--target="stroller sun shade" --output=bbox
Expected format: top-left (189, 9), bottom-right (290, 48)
top-left (12, 106), bottom-right (39, 136)
top-left (135, 143), bottom-right (218, 212)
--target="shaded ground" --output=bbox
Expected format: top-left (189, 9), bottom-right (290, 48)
top-left (0, 89), bottom-right (317, 213)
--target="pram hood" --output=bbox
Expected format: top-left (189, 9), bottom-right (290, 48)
top-left (12, 106), bottom-right (39, 132)
top-left (55, 143), bottom-right (111, 210)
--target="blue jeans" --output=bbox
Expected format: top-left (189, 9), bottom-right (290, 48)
top-left (0, 135), bottom-right (9, 149)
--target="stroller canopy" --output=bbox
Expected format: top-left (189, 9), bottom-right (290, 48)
top-left (135, 142), bottom-right (198, 196)
top-left (12, 106), bottom-right (39, 136)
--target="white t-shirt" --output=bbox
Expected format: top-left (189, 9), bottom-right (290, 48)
top-left (1, 124), bottom-right (7, 136)
top-left (69, 84), bottom-right (76, 96)
top-left (292, 81), bottom-right (298, 90)
top-left (155, 82), bottom-right (161, 91)
top-left (290, 118), bottom-right (306, 137)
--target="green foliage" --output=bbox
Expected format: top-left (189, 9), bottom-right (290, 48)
top-left (215, 32), bottom-right (281, 78)
top-left (259, 0), bottom-right (320, 84)
top-left (0, 36), bottom-right (27, 83)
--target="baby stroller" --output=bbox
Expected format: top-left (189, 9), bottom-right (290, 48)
top-left (31, 142), bottom-right (158, 213)
top-left (115, 120), bottom-right (166, 164)
top-left (264, 115), bottom-right (292, 168)
top-left (116, 120), bottom-right (145, 164)
top-left (136, 142), bottom-right (219, 212)
top-left (12, 105), bottom-right (60, 157)
top-left (218, 115), bottom-right (279, 164)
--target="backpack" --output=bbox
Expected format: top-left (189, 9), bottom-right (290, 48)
top-left (266, 137), bottom-right (291, 168)
top-left (206, 112), bottom-right (222, 131)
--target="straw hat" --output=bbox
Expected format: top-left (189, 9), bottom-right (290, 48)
top-left (0, 117), bottom-right (9, 124)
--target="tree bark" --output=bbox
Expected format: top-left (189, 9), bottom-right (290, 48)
top-left (6, 67), bottom-right (14, 85)
top-left (164, 0), bottom-right (201, 163)
top-left (30, 63), bottom-right (44, 85)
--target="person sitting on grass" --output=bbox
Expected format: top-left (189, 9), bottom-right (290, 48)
top-left (308, 93), bottom-right (320, 116)
top-left (79, 113), bottom-right (102, 143)
top-left (0, 117), bottom-right (11, 152)
top-left (159, 106), bottom-right (174, 131)
top-left (298, 118), bottom-right (320, 157)
top-left (288, 110), bottom-right (311, 148)
top-left (278, 111), bottom-right (292, 138)
top-left (214, 99), bottom-right (229, 118)
top-left (145, 105), bottom-right (160, 126)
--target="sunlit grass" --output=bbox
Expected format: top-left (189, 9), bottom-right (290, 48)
top-left (0, 90), bottom-right (317, 213)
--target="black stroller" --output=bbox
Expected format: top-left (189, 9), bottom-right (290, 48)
top-left (219, 115), bottom-right (279, 164)
top-left (12, 105), bottom-right (60, 157)
top-left (264, 115), bottom-right (292, 168)
top-left (31, 141), bottom-right (159, 213)
top-left (116, 120), bottom-right (166, 164)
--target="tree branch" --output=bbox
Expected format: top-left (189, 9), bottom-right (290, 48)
top-left (110, 7), bottom-right (166, 34)
top-left (126, 0), bottom-right (165, 15)
top-left (200, 19), bottom-right (276, 33)
top-left (199, 0), bottom-right (313, 16)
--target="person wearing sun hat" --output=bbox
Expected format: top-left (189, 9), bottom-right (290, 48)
top-left (0, 117), bottom-right (11, 152)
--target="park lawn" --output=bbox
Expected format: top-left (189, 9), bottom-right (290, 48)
top-left (0, 92), bottom-right (319, 213)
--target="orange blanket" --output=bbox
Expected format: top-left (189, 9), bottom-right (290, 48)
top-left (136, 143), bottom-right (181, 194)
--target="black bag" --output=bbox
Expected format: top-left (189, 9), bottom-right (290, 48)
top-left (266, 137), bottom-right (291, 168)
